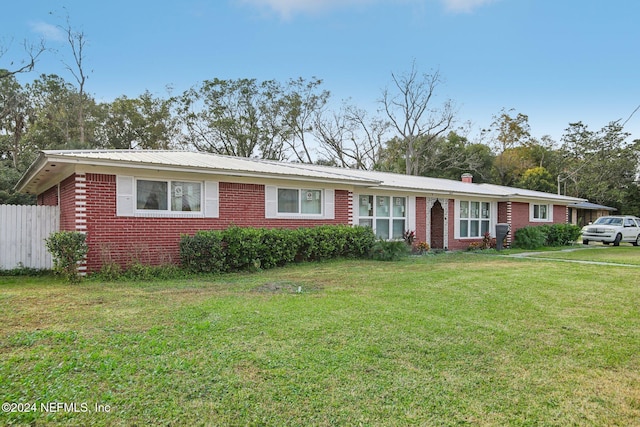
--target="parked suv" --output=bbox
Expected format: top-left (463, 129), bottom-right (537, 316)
top-left (581, 215), bottom-right (640, 246)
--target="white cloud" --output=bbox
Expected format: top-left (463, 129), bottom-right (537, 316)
top-left (238, 0), bottom-right (496, 18)
top-left (441, 0), bottom-right (497, 13)
top-left (29, 21), bottom-right (65, 42)
top-left (238, 0), bottom-right (374, 19)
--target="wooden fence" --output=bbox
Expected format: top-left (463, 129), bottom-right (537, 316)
top-left (0, 205), bottom-right (60, 270)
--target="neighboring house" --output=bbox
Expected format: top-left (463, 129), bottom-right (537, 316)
top-left (568, 201), bottom-right (617, 226)
top-left (16, 150), bottom-right (585, 273)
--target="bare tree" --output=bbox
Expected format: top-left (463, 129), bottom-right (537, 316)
top-left (0, 39), bottom-right (46, 80)
top-left (59, 14), bottom-right (89, 145)
top-left (314, 102), bottom-right (389, 169)
top-left (381, 61), bottom-right (455, 175)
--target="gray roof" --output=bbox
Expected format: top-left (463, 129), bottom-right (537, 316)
top-left (17, 149), bottom-right (586, 204)
top-left (569, 201), bottom-right (617, 211)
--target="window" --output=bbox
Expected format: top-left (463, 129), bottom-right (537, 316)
top-left (137, 179), bottom-right (202, 212)
top-left (359, 195), bottom-right (406, 240)
top-left (533, 204), bottom-right (548, 220)
top-left (530, 203), bottom-right (553, 222)
top-left (459, 200), bottom-right (490, 238)
top-left (277, 188), bottom-right (322, 215)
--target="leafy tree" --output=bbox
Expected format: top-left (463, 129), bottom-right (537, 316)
top-left (0, 74), bottom-right (33, 169)
top-left (97, 91), bottom-right (178, 149)
top-left (560, 121), bottom-right (640, 209)
top-left (381, 61), bottom-right (456, 175)
top-left (177, 78), bottom-right (287, 159)
top-left (281, 77), bottom-right (330, 163)
top-left (482, 109), bottom-right (533, 186)
top-left (517, 166), bottom-right (556, 193)
top-left (377, 131), bottom-right (494, 181)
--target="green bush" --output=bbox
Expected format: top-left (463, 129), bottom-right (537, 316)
top-left (546, 223), bottom-right (582, 246)
top-left (45, 231), bottom-right (88, 283)
top-left (513, 226), bottom-right (547, 249)
top-left (180, 230), bottom-right (226, 273)
top-left (180, 225), bottom-right (376, 274)
top-left (371, 240), bottom-right (410, 261)
top-left (513, 224), bottom-right (582, 249)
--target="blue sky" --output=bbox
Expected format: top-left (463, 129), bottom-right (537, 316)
top-left (3, 0), bottom-right (639, 146)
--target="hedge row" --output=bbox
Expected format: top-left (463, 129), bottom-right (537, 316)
top-left (513, 223), bottom-right (582, 249)
top-left (179, 225), bottom-right (377, 273)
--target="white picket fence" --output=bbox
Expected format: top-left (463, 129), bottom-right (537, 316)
top-left (0, 205), bottom-right (60, 270)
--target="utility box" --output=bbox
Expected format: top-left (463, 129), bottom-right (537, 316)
top-left (495, 223), bottom-right (510, 251)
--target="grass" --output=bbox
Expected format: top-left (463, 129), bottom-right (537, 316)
top-left (1, 252), bottom-right (639, 426)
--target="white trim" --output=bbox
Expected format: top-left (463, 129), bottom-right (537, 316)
top-left (117, 175), bottom-right (213, 218)
top-left (529, 203), bottom-right (553, 222)
top-left (356, 194), bottom-right (408, 240)
top-left (116, 175), bottom-right (135, 216)
top-left (204, 181), bottom-right (219, 218)
top-left (454, 199), bottom-right (495, 239)
top-left (265, 186), bottom-right (333, 220)
top-left (407, 196), bottom-right (416, 233)
top-left (324, 188), bottom-right (335, 220)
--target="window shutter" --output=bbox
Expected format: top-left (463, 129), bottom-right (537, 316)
top-left (116, 176), bottom-right (134, 216)
top-left (324, 189), bottom-right (335, 220)
top-left (407, 196), bottom-right (416, 232)
top-left (265, 186), bottom-right (277, 218)
top-left (204, 181), bottom-right (219, 218)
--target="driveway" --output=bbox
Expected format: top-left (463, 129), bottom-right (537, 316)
top-left (500, 247), bottom-right (640, 268)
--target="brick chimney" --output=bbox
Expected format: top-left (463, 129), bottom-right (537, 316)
top-left (461, 173), bottom-right (473, 183)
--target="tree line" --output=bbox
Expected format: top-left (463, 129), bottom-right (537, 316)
top-left (1, 28), bottom-right (639, 214)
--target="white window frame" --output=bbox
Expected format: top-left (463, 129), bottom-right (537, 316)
top-left (530, 203), bottom-right (553, 222)
top-left (455, 199), bottom-right (495, 239)
top-left (116, 175), bottom-right (219, 218)
top-left (357, 194), bottom-right (410, 240)
top-left (265, 186), bottom-right (334, 219)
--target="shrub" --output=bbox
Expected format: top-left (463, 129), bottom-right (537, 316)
top-left (180, 230), bottom-right (225, 273)
top-left (546, 223), bottom-right (581, 246)
top-left (414, 241), bottom-right (430, 254)
top-left (179, 225), bottom-right (376, 274)
top-left (513, 226), bottom-right (547, 249)
top-left (45, 231), bottom-right (88, 283)
top-left (513, 224), bottom-right (582, 249)
top-left (371, 240), bottom-right (410, 261)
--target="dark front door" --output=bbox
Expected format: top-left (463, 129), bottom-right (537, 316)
top-left (431, 200), bottom-right (444, 249)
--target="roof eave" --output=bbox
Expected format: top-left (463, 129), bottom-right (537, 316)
top-left (17, 153), bottom-right (382, 193)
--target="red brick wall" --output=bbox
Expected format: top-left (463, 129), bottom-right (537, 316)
top-left (37, 185), bottom-right (59, 206)
top-left (82, 174), bottom-right (351, 272)
top-left (498, 202), bottom-right (508, 223)
top-left (553, 205), bottom-right (568, 224)
top-left (415, 197), bottom-right (426, 243)
top-left (59, 175), bottom-right (78, 232)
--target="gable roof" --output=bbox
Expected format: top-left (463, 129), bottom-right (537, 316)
top-left (17, 149), bottom-right (585, 204)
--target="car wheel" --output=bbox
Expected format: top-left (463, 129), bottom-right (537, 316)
top-left (582, 239), bottom-right (589, 245)
top-left (633, 235), bottom-right (640, 247)
top-left (613, 233), bottom-right (622, 246)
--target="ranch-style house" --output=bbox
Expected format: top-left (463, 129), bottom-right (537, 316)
top-left (16, 150), bottom-right (585, 273)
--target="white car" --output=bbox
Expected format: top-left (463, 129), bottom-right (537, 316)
top-left (581, 215), bottom-right (640, 246)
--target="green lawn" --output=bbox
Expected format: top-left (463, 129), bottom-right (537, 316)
top-left (1, 253), bottom-right (639, 426)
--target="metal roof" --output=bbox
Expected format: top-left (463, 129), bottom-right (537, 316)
top-left (569, 201), bottom-right (617, 211)
top-left (16, 149), bottom-right (586, 204)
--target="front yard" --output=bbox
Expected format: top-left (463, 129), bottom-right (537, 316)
top-left (1, 250), bottom-right (639, 426)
